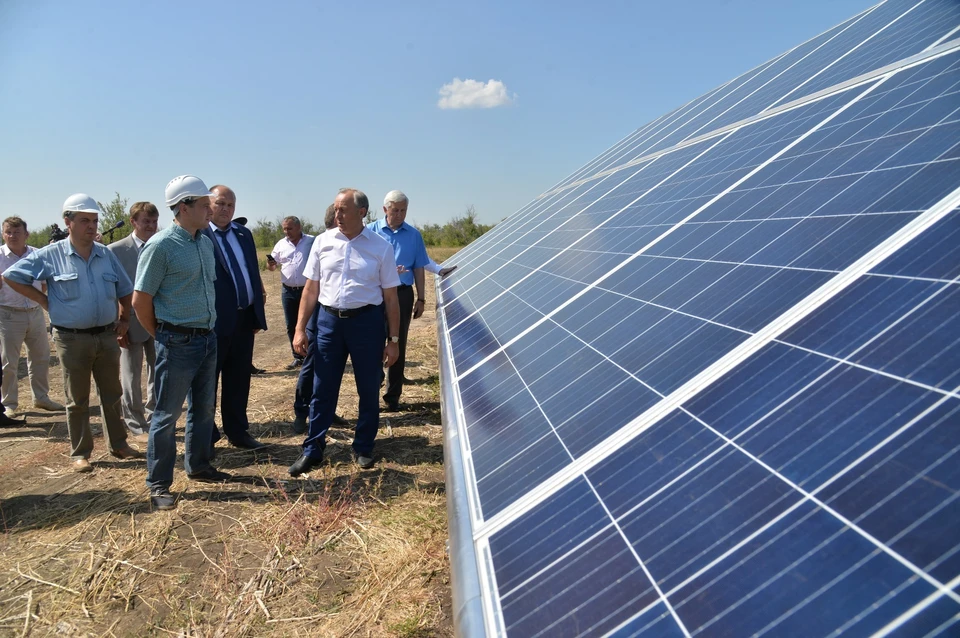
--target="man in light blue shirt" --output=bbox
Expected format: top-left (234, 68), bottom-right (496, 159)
top-left (2, 194), bottom-right (140, 472)
top-left (367, 190), bottom-right (430, 411)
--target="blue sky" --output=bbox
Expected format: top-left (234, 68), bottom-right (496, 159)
top-left (0, 0), bottom-right (875, 234)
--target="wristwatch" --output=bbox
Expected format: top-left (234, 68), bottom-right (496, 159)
top-left (388, 336), bottom-right (399, 343)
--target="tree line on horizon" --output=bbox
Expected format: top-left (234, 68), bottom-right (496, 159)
top-left (25, 193), bottom-right (494, 249)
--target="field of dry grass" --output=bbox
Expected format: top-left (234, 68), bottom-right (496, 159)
top-left (0, 247), bottom-right (460, 637)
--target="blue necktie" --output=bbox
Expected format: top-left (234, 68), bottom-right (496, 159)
top-left (216, 228), bottom-right (250, 308)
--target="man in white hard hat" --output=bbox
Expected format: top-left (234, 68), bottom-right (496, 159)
top-left (133, 175), bottom-right (229, 512)
top-left (108, 202), bottom-right (159, 442)
top-left (0, 216), bottom-right (64, 418)
top-left (2, 194), bottom-right (142, 472)
top-left (203, 185), bottom-right (268, 451)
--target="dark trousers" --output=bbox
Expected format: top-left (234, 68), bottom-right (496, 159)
top-left (281, 284), bottom-right (304, 360)
top-left (212, 306), bottom-right (256, 443)
top-left (303, 304), bottom-right (384, 459)
top-left (294, 305), bottom-right (319, 419)
top-left (384, 284), bottom-right (414, 403)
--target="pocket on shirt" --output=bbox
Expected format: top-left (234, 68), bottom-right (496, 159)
top-left (102, 272), bottom-right (119, 300)
top-left (51, 272), bottom-right (80, 301)
top-left (349, 254), bottom-right (379, 283)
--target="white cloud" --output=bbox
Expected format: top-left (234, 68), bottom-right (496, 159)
top-left (437, 78), bottom-right (514, 109)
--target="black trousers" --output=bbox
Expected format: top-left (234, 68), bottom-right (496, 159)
top-left (384, 284), bottom-right (414, 403)
top-left (281, 284), bottom-right (304, 360)
top-left (212, 306), bottom-right (256, 443)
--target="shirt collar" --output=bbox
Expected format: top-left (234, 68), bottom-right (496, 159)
top-left (172, 223), bottom-right (200, 242)
top-left (64, 240), bottom-right (106, 258)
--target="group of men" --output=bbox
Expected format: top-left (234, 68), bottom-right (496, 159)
top-left (0, 179), bottom-right (456, 511)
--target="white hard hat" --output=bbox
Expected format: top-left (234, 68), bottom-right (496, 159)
top-left (62, 193), bottom-right (101, 214)
top-left (165, 175), bottom-right (213, 208)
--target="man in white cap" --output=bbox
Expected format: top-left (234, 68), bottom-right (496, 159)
top-left (133, 175), bottom-right (230, 512)
top-left (2, 195), bottom-right (141, 472)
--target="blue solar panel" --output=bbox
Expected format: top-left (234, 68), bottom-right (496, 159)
top-left (439, 2), bottom-right (960, 635)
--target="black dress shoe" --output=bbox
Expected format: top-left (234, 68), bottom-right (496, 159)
top-left (293, 415), bottom-right (307, 434)
top-left (150, 489), bottom-right (176, 511)
top-left (188, 468), bottom-right (232, 483)
top-left (383, 400), bottom-right (400, 413)
top-left (354, 453), bottom-right (375, 469)
top-left (288, 453), bottom-right (322, 477)
top-left (331, 413), bottom-right (349, 426)
top-left (0, 413), bottom-right (25, 427)
top-left (229, 434), bottom-right (267, 450)
top-left (251, 365), bottom-right (266, 375)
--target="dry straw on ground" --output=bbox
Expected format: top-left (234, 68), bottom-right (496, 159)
top-left (0, 247), bottom-right (459, 637)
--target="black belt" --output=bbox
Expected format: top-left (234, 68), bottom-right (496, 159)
top-left (156, 322), bottom-right (212, 336)
top-left (321, 303), bottom-right (376, 319)
top-left (397, 284), bottom-right (412, 289)
top-left (283, 284), bottom-right (304, 291)
top-left (53, 323), bottom-right (115, 335)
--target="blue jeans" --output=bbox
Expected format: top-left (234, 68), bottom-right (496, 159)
top-left (303, 304), bottom-right (384, 458)
top-left (146, 329), bottom-right (218, 492)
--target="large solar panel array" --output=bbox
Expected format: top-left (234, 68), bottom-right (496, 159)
top-left (436, 1), bottom-right (960, 636)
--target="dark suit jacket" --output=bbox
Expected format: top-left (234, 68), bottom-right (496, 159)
top-left (202, 223), bottom-right (267, 336)
top-left (108, 234), bottom-right (151, 343)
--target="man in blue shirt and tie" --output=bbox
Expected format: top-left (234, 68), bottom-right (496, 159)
top-left (204, 185), bottom-right (268, 451)
top-left (367, 190), bottom-right (431, 411)
top-left (2, 194), bottom-right (142, 472)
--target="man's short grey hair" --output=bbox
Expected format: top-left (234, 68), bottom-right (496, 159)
top-left (383, 190), bottom-right (408, 207)
top-left (338, 188), bottom-right (368, 213)
top-left (282, 216), bottom-right (302, 227)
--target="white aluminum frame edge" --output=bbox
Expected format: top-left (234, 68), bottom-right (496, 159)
top-left (439, 306), bottom-right (490, 637)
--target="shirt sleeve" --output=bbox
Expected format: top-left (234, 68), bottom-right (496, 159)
top-left (271, 240), bottom-right (283, 261)
top-left (135, 242), bottom-right (166, 296)
top-left (304, 236), bottom-right (322, 281)
top-left (2, 249), bottom-right (47, 285)
top-left (411, 234), bottom-right (430, 270)
top-left (423, 259), bottom-right (441, 275)
top-left (108, 250), bottom-right (134, 297)
top-left (379, 243), bottom-right (402, 289)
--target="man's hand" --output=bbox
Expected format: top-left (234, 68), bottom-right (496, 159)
top-left (413, 298), bottom-right (425, 319)
top-left (115, 318), bottom-right (129, 339)
top-left (293, 328), bottom-right (309, 357)
top-left (439, 266), bottom-right (458, 277)
top-left (383, 342), bottom-right (399, 367)
top-left (118, 333), bottom-right (130, 348)
top-left (396, 265), bottom-right (408, 274)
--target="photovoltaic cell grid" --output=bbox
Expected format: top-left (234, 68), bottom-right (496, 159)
top-left (437, 1), bottom-right (960, 636)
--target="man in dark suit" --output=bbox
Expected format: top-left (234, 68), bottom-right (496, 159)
top-left (108, 202), bottom-right (159, 443)
top-left (204, 185), bottom-right (268, 450)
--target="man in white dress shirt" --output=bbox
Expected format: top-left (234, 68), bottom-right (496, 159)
top-left (0, 216), bottom-right (63, 418)
top-left (287, 188), bottom-right (401, 475)
top-left (267, 216), bottom-right (314, 370)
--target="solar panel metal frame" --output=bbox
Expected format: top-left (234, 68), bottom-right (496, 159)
top-left (438, 1), bottom-right (960, 635)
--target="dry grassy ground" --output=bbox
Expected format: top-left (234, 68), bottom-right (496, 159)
top-left (0, 247), bottom-right (460, 637)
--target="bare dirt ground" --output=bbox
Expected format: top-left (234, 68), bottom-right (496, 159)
top-left (0, 247), bottom-right (459, 637)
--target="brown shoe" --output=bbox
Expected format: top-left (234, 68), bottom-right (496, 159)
top-left (73, 458), bottom-right (92, 473)
top-left (111, 445), bottom-right (144, 460)
top-left (130, 432), bottom-right (149, 445)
